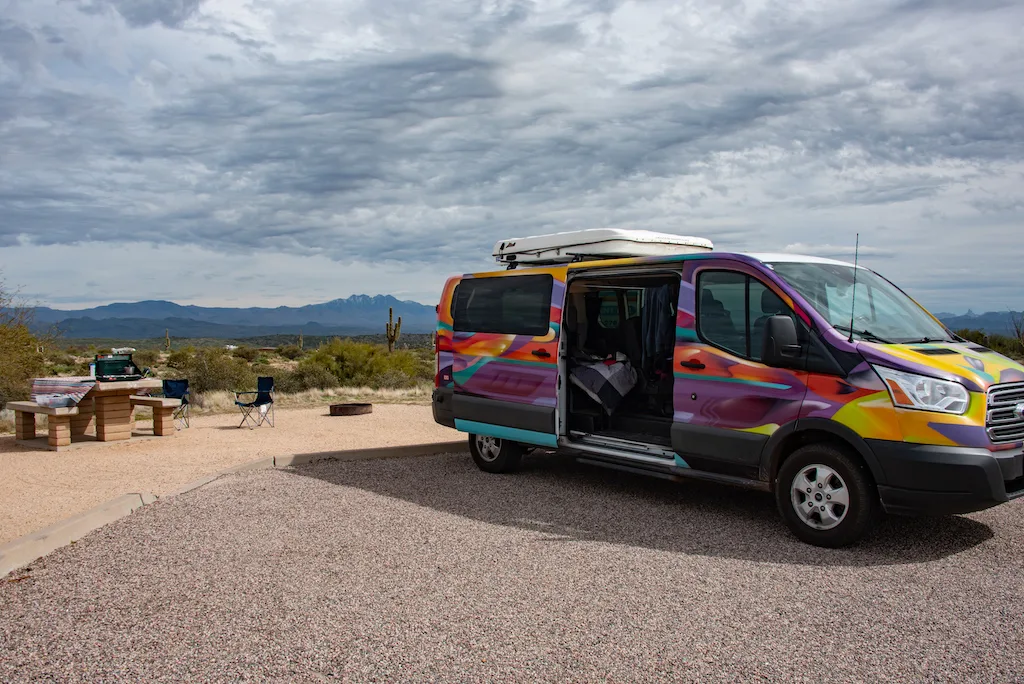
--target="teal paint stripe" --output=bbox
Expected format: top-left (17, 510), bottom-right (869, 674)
top-left (675, 327), bottom-right (698, 341)
top-left (673, 372), bottom-right (792, 391)
top-left (455, 419), bottom-right (559, 448)
top-left (438, 322), bottom-right (453, 332)
top-left (673, 454), bottom-right (691, 469)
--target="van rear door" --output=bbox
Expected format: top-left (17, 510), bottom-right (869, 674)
top-left (448, 270), bottom-right (565, 447)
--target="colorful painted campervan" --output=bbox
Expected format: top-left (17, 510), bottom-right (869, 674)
top-left (432, 229), bottom-right (1024, 547)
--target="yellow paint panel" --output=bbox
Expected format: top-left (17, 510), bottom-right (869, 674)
top-left (831, 391), bottom-right (904, 442)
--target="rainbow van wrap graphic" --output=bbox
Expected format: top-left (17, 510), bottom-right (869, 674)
top-left (437, 252), bottom-right (1024, 454)
top-left (438, 267), bottom-right (566, 410)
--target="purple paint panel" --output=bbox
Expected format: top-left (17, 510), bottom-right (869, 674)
top-left (459, 360), bottom-right (557, 407)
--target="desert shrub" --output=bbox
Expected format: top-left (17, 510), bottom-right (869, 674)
top-left (955, 329), bottom-right (1024, 361)
top-left (277, 344), bottom-right (304, 360)
top-left (0, 281), bottom-right (46, 410)
top-left (276, 364), bottom-right (339, 393)
top-left (232, 345), bottom-right (259, 362)
top-left (302, 338), bottom-right (432, 389)
top-left (167, 347), bottom-right (256, 394)
top-left (45, 348), bottom-right (75, 365)
top-left (167, 346), bottom-right (196, 369)
top-left (252, 362), bottom-right (274, 378)
top-left (133, 349), bottom-right (160, 369)
top-left (0, 323), bottom-right (45, 409)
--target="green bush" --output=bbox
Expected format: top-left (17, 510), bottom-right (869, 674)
top-left (0, 280), bottom-right (46, 409)
top-left (276, 364), bottom-right (339, 393)
top-left (167, 346), bottom-right (196, 369)
top-left (133, 349), bottom-right (160, 369)
top-left (956, 329), bottom-right (1024, 361)
top-left (167, 348), bottom-right (256, 394)
top-left (277, 344), bottom-right (304, 360)
top-left (300, 338), bottom-right (432, 389)
top-left (232, 345), bottom-right (259, 362)
top-left (0, 323), bottom-right (45, 409)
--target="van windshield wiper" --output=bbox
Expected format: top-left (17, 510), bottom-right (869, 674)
top-left (904, 336), bottom-right (951, 344)
top-left (833, 324), bottom-right (894, 344)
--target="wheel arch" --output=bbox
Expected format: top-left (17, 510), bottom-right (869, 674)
top-left (760, 418), bottom-right (887, 491)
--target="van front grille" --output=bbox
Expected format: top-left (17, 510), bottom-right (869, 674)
top-left (986, 382), bottom-right (1024, 444)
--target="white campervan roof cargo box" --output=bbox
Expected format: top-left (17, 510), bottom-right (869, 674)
top-left (493, 228), bottom-right (713, 266)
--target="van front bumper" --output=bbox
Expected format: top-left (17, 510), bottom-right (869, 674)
top-left (867, 439), bottom-right (1024, 516)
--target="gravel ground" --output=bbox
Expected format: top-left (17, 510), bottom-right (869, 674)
top-left (0, 404), bottom-right (458, 544)
top-left (2, 451), bottom-right (1023, 682)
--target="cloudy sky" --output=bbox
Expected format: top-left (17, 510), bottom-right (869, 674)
top-left (1, 0), bottom-right (1022, 313)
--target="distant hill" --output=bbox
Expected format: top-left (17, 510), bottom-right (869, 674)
top-left (31, 295), bottom-right (436, 339)
top-left (28, 296), bottom-right (1022, 340)
top-left (938, 310), bottom-right (1023, 336)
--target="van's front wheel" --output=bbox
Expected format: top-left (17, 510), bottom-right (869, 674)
top-left (776, 444), bottom-right (879, 548)
top-left (469, 434), bottom-right (523, 473)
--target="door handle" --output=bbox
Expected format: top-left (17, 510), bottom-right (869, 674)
top-left (532, 349), bottom-right (551, 358)
top-left (679, 360), bottom-right (706, 370)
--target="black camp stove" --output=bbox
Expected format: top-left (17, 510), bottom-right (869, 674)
top-left (93, 353), bottom-right (145, 382)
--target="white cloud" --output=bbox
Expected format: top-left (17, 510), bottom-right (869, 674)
top-left (0, 0), bottom-right (1022, 314)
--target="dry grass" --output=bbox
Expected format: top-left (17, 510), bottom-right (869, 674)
top-left (189, 384), bottom-right (432, 415)
top-left (0, 409), bottom-right (47, 435)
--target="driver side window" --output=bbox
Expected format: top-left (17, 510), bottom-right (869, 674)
top-left (698, 271), bottom-right (795, 362)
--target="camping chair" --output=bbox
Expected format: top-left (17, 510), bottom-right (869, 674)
top-left (235, 376), bottom-right (275, 429)
top-left (162, 379), bottom-right (191, 430)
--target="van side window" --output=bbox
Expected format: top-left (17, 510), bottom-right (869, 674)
top-left (452, 274), bottom-right (552, 336)
top-left (698, 271), bottom-right (793, 361)
top-left (698, 271), bottom-right (746, 357)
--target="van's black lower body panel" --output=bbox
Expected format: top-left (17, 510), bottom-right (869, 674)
top-left (868, 439), bottom-right (1024, 516)
top-left (432, 388), bottom-right (456, 428)
top-left (671, 423), bottom-right (766, 478)
top-left (451, 393), bottom-right (555, 434)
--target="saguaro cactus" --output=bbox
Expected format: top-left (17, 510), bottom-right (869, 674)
top-left (386, 307), bottom-right (402, 352)
top-left (165, 329), bottom-right (171, 352)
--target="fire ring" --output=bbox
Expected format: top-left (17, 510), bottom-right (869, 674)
top-left (329, 403), bottom-right (373, 416)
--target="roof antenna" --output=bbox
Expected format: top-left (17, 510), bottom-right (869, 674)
top-left (848, 232), bottom-right (860, 343)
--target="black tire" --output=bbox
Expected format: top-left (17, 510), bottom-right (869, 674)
top-left (775, 443), bottom-right (879, 548)
top-left (468, 433), bottom-right (524, 473)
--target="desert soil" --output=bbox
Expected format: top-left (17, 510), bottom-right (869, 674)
top-left (0, 404), bottom-right (460, 545)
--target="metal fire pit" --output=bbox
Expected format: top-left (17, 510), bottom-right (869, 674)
top-left (329, 403), bottom-right (373, 416)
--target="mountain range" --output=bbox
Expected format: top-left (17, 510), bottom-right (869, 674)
top-left (31, 295), bottom-right (437, 339)
top-left (28, 297), bottom-right (1022, 340)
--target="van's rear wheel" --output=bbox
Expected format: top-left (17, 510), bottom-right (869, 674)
top-left (469, 434), bottom-right (523, 473)
top-left (776, 444), bottom-right (879, 548)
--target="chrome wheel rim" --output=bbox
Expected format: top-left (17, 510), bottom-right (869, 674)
top-left (475, 435), bottom-right (502, 462)
top-left (790, 464), bottom-right (850, 531)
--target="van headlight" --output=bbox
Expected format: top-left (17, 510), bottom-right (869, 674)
top-left (872, 366), bottom-right (969, 415)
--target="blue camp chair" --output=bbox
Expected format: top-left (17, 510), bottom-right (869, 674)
top-left (162, 379), bottom-right (191, 430)
top-left (235, 376), bottom-right (275, 429)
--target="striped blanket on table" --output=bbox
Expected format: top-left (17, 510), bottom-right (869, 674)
top-left (31, 377), bottom-right (96, 408)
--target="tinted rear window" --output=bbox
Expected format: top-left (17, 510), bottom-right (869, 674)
top-left (452, 274), bottom-right (552, 336)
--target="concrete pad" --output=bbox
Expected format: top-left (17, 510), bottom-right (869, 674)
top-left (0, 492), bottom-right (156, 578)
top-left (274, 440), bottom-right (467, 468)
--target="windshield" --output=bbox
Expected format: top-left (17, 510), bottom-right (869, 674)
top-left (766, 261), bottom-right (953, 344)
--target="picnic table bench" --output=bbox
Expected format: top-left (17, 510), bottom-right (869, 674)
top-left (9, 402), bottom-right (80, 448)
top-left (129, 395), bottom-right (182, 436)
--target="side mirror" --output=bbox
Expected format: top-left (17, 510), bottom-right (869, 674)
top-left (762, 315), bottom-right (804, 368)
